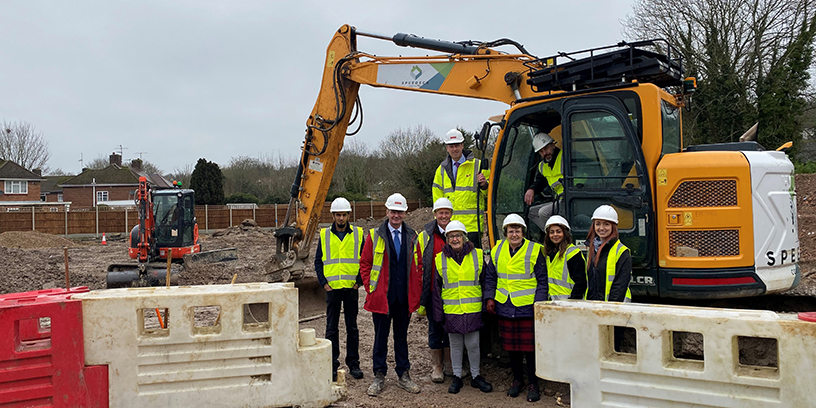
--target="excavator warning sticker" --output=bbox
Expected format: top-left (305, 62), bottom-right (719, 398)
top-left (657, 169), bottom-right (667, 186)
top-left (327, 51), bottom-right (335, 68)
top-left (376, 63), bottom-right (454, 91)
top-left (684, 212), bottom-right (692, 225)
top-left (309, 158), bottom-right (324, 173)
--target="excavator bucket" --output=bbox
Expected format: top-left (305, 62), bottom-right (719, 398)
top-left (182, 247), bottom-right (238, 268)
top-left (264, 251), bottom-right (305, 283)
top-left (106, 262), bottom-right (181, 288)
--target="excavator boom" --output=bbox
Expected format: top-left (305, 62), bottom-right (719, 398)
top-left (269, 24), bottom-right (542, 281)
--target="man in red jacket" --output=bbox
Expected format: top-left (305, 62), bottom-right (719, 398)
top-left (361, 193), bottom-right (423, 396)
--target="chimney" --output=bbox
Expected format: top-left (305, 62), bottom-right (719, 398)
top-left (32, 168), bottom-right (42, 177)
top-left (130, 158), bottom-right (143, 172)
top-left (109, 152), bottom-right (122, 167)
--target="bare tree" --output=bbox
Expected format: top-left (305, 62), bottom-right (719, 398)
top-left (86, 154), bottom-right (110, 169)
top-left (0, 120), bottom-right (51, 170)
top-left (332, 139), bottom-right (373, 199)
top-left (374, 124), bottom-right (444, 200)
top-left (46, 168), bottom-right (70, 176)
top-left (168, 163), bottom-right (194, 187)
top-left (377, 125), bottom-right (438, 159)
top-left (623, 0), bottom-right (816, 148)
top-left (128, 159), bottom-right (163, 175)
top-left (623, 0), bottom-right (814, 86)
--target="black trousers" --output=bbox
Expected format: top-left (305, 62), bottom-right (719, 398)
top-left (372, 301), bottom-right (411, 376)
top-left (325, 288), bottom-right (360, 372)
top-left (509, 351), bottom-right (538, 385)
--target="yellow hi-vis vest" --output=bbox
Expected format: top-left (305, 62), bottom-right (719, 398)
top-left (432, 158), bottom-right (490, 232)
top-left (586, 241), bottom-right (633, 302)
top-left (368, 228), bottom-right (419, 292)
top-left (419, 230), bottom-right (431, 256)
top-left (537, 150), bottom-right (564, 195)
top-left (491, 239), bottom-right (542, 307)
top-left (320, 225), bottom-right (363, 289)
top-left (436, 249), bottom-right (484, 315)
top-left (546, 244), bottom-right (583, 300)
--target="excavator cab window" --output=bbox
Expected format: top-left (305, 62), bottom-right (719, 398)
top-left (492, 102), bottom-right (562, 242)
top-left (182, 194), bottom-right (194, 245)
top-left (154, 193), bottom-right (180, 246)
top-left (661, 99), bottom-right (681, 155)
top-left (568, 111), bottom-right (642, 192)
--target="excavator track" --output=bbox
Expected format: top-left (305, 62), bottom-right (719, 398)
top-left (106, 262), bottom-right (181, 288)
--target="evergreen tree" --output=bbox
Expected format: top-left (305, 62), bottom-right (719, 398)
top-left (190, 158), bottom-right (225, 205)
top-left (757, 16), bottom-right (816, 154)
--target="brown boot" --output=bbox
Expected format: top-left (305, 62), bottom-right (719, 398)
top-left (442, 347), bottom-right (453, 377)
top-left (430, 349), bottom-right (444, 383)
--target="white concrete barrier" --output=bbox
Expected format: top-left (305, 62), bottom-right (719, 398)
top-left (74, 283), bottom-right (343, 408)
top-left (534, 300), bottom-right (816, 407)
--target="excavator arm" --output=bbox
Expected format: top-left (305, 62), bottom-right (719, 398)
top-left (268, 24), bottom-right (545, 281)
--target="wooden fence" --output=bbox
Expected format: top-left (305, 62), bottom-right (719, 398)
top-left (0, 200), bottom-right (423, 236)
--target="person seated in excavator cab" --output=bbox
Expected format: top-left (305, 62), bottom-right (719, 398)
top-left (524, 132), bottom-right (563, 239)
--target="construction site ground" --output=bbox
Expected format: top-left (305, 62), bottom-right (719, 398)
top-left (3, 174), bottom-right (816, 407)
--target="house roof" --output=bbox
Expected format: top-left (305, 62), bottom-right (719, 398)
top-left (41, 175), bottom-right (74, 193)
top-left (60, 165), bottom-right (171, 188)
top-left (0, 160), bottom-right (42, 180)
top-left (61, 165), bottom-right (139, 186)
top-left (147, 173), bottom-right (173, 189)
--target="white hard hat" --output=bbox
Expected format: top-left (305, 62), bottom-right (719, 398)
top-left (444, 220), bottom-right (468, 236)
top-left (385, 193), bottom-right (409, 211)
top-left (591, 205), bottom-right (619, 224)
top-left (545, 215), bottom-right (570, 231)
top-left (433, 197), bottom-right (453, 212)
top-left (330, 197), bottom-right (352, 213)
top-left (502, 213), bottom-right (527, 232)
top-left (532, 132), bottom-right (555, 152)
top-left (444, 128), bottom-right (465, 145)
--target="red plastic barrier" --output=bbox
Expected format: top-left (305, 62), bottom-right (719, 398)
top-left (0, 287), bottom-right (108, 407)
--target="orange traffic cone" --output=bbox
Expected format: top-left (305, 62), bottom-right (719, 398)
top-left (101, 233), bottom-right (107, 245)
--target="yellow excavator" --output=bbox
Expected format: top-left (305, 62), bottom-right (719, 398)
top-left (269, 24), bottom-right (799, 299)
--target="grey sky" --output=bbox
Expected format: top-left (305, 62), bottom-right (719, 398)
top-left (0, 1), bottom-right (635, 175)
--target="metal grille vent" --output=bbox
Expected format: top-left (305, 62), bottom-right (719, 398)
top-left (668, 180), bottom-right (737, 208)
top-left (669, 230), bottom-right (739, 257)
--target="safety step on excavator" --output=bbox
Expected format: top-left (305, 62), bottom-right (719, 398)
top-left (106, 177), bottom-right (238, 288)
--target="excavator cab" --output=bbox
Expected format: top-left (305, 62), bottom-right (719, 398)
top-left (126, 189), bottom-right (199, 261)
top-left (108, 185), bottom-right (203, 289)
top-left (152, 189), bottom-right (197, 249)
top-left (490, 91), bottom-right (657, 279)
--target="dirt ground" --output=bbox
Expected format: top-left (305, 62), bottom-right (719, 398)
top-left (3, 175), bottom-right (816, 407)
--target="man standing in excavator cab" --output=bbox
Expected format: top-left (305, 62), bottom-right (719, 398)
top-left (315, 197), bottom-right (365, 382)
top-left (433, 128), bottom-right (489, 247)
top-left (361, 193), bottom-right (423, 396)
top-left (525, 132), bottom-right (563, 233)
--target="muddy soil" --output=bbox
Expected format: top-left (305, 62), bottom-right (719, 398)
top-left (3, 176), bottom-right (816, 407)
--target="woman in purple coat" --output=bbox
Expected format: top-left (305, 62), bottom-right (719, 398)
top-left (431, 221), bottom-right (493, 394)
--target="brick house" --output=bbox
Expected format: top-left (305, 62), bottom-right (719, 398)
top-left (40, 175), bottom-right (73, 202)
top-left (0, 160), bottom-right (61, 211)
top-left (60, 153), bottom-right (172, 208)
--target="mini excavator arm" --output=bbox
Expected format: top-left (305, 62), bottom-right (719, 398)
top-left (268, 24), bottom-right (544, 281)
top-left (135, 176), bottom-right (155, 264)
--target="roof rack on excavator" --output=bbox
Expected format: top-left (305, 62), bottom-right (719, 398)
top-left (524, 39), bottom-right (684, 93)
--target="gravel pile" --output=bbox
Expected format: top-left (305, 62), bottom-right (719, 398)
top-left (0, 231), bottom-right (77, 249)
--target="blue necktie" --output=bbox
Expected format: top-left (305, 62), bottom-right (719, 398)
top-left (393, 230), bottom-right (401, 260)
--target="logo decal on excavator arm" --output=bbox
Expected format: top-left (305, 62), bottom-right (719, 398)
top-left (410, 65), bottom-right (423, 80)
